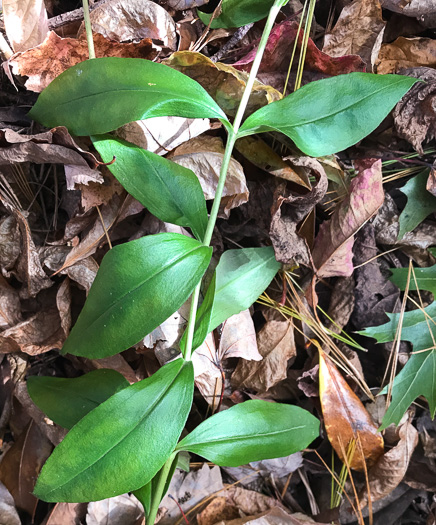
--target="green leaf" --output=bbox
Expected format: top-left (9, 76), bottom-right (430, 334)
top-left (28, 57), bottom-right (230, 136)
top-left (198, 0), bottom-right (276, 28)
top-left (34, 359), bottom-right (194, 502)
top-left (361, 264), bottom-right (436, 428)
top-left (92, 135), bottom-right (208, 241)
top-left (398, 169), bottom-right (436, 240)
top-left (176, 400), bottom-right (319, 466)
top-left (238, 73), bottom-right (417, 157)
top-left (63, 233), bottom-right (212, 359)
top-left (27, 370), bottom-right (129, 429)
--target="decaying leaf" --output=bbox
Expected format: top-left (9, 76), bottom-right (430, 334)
top-left (9, 31), bottom-right (157, 92)
top-left (358, 415), bottom-right (419, 508)
top-left (164, 51), bottom-right (281, 117)
top-left (312, 159), bottom-right (384, 278)
top-left (270, 157), bottom-right (328, 266)
top-left (115, 116), bottom-right (211, 156)
top-left (171, 136), bottom-right (249, 218)
top-left (214, 507), bottom-right (327, 525)
top-left (0, 275), bottom-right (22, 329)
top-left (84, 0), bottom-right (177, 49)
top-left (3, 0), bottom-right (48, 52)
top-left (393, 68), bottom-right (436, 154)
top-left (0, 482), bottom-right (21, 525)
top-left (168, 0), bottom-right (209, 9)
top-left (319, 349), bottom-right (384, 470)
top-left (0, 421), bottom-right (52, 515)
top-left (323, 0), bottom-right (386, 69)
top-left (46, 502), bottom-right (87, 525)
top-left (86, 494), bottom-right (143, 525)
top-left (381, 0), bottom-right (436, 27)
top-left (0, 216), bottom-right (21, 271)
top-left (232, 319), bottom-right (296, 394)
top-left (376, 37), bottom-right (436, 74)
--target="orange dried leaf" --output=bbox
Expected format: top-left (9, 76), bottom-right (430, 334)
top-left (319, 349), bottom-right (384, 470)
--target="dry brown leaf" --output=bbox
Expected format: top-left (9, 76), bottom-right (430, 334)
top-left (197, 497), bottom-right (240, 525)
top-left (171, 136), bottom-right (249, 218)
top-left (56, 278), bottom-right (72, 336)
top-left (164, 51), bottom-right (281, 117)
top-left (55, 195), bottom-right (121, 274)
top-left (0, 216), bottom-right (21, 271)
top-left (312, 159), bottom-right (384, 278)
top-left (61, 257), bottom-right (99, 294)
top-left (0, 308), bottom-right (64, 356)
top-left (0, 421), bottom-right (52, 515)
top-left (46, 502), bottom-right (87, 525)
top-left (84, 0), bottom-right (177, 49)
top-left (79, 167), bottom-right (124, 212)
top-left (3, 0), bottom-right (48, 52)
top-left (86, 494), bottom-right (143, 525)
top-left (215, 507), bottom-right (326, 525)
top-left (235, 136), bottom-right (311, 188)
top-left (87, 354), bottom-right (139, 385)
top-left (9, 31), bottom-right (157, 92)
top-left (232, 319), bottom-right (296, 394)
top-left (168, 0), bottom-right (209, 9)
top-left (358, 416), bottom-right (419, 508)
top-left (319, 349), bottom-right (384, 470)
top-left (0, 482), bottom-right (21, 525)
top-left (393, 67), bottom-right (436, 154)
top-left (323, 0), bottom-right (386, 69)
top-left (325, 276), bottom-right (355, 333)
top-left (194, 309), bottom-right (261, 404)
top-left (115, 116), bottom-right (211, 156)
top-left (270, 157), bottom-right (328, 266)
top-left (381, 0), bottom-right (436, 27)
top-left (376, 36), bottom-right (436, 74)
top-left (0, 275), bottom-right (22, 329)
top-left (159, 465), bottom-right (224, 524)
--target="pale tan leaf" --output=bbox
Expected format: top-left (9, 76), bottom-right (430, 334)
top-left (3, 0), bottom-right (48, 52)
top-left (0, 482), bottom-right (21, 525)
top-left (376, 37), bottom-right (436, 74)
top-left (86, 494), bottom-right (143, 525)
top-left (46, 502), bottom-right (87, 525)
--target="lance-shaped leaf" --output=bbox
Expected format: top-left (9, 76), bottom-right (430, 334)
top-left (92, 135), bottom-right (208, 241)
top-left (319, 349), bottom-right (384, 470)
top-left (176, 400), bottom-right (319, 466)
top-left (198, 0), bottom-right (276, 28)
top-left (312, 159), bottom-right (384, 278)
top-left (62, 233), bottom-right (212, 359)
top-left (34, 359), bottom-right (194, 502)
top-left (27, 369), bottom-right (129, 429)
top-left (238, 73), bottom-right (417, 157)
top-left (182, 247), bottom-right (281, 353)
top-left (361, 264), bottom-right (436, 428)
top-left (28, 57), bottom-right (230, 136)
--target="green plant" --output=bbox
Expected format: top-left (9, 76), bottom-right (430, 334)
top-left (26, 1), bottom-right (417, 522)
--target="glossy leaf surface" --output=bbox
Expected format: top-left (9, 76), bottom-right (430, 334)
top-left (238, 73), bottom-right (417, 157)
top-left (62, 233), bottom-right (212, 359)
top-left (176, 400), bottom-right (319, 466)
top-left (92, 136), bottom-right (208, 241)
top-left (198, 0), bottom-right (276, 28)
top-left (319, 350), bottom-right (384, 470)
top-left (34, 359), bottom-right (194, 502)
top-left (362, 265), bottom-right (436, 428)
top-left (27, 370), bottom-right (129, 429)
top-left (28, 57), bottom-right (230, 136)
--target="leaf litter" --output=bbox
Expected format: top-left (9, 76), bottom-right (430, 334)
top-left (0, 0), bottom-right (436, 523)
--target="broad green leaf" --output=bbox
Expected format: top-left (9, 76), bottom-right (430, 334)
top-left (176, 400), bottom-right (319, 466)
top-left (62, 233), bottom-right (212, 359)
top-left (361, 264), bottom-right (436, 428)
top-left (181, 247), bottom-right (280, 354)
top-left (238, 73), bottom-right (417, 157)
top-left (34, 359), bottom-right (194, 502)
top-left (198, 0), bottom-right (276, 28)
top-left (27, 370), bottom-right (129, 429)
top-left (28, 58), bottom-right (230, 136)
top-left (92, 135), bottom-right (208, 241)
top-left (398, 169), bottom-right (436, 240)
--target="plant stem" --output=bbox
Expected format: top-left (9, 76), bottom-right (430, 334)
top-left (147, 453), bottom-right (176, 525)
top-left (183, 0), bottom-right (285, 362)
top-left (82, 0), bottom-right (95, 59)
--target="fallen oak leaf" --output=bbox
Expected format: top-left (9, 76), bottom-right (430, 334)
top-left (312, 158), bottom-right (384, 278)
top-left (319, 347), bottom-right (384, 471)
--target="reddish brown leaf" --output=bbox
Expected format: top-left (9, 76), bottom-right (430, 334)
top-left (319, 349), bottom-right (384, 470)
top-left (312, 159), bottom-right (384, 278)
top-left (9, 31), bottom-right (157, 92)
top-left (0, 421), bottom-right (52, 515)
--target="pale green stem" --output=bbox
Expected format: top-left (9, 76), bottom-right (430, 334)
top-left (147, 453), bottom-right (176, 525)
top-left (82, 0), bottom-right (95, 59)
top-left (183, 0), bottom-right (285, 362)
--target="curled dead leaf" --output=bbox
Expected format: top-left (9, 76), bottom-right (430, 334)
top-left (376, 37), bottom-right (436, 74)
top-left (319, 348), bottom-right (384, 470)
top-left (3, 0), bottom-right (48, 52)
